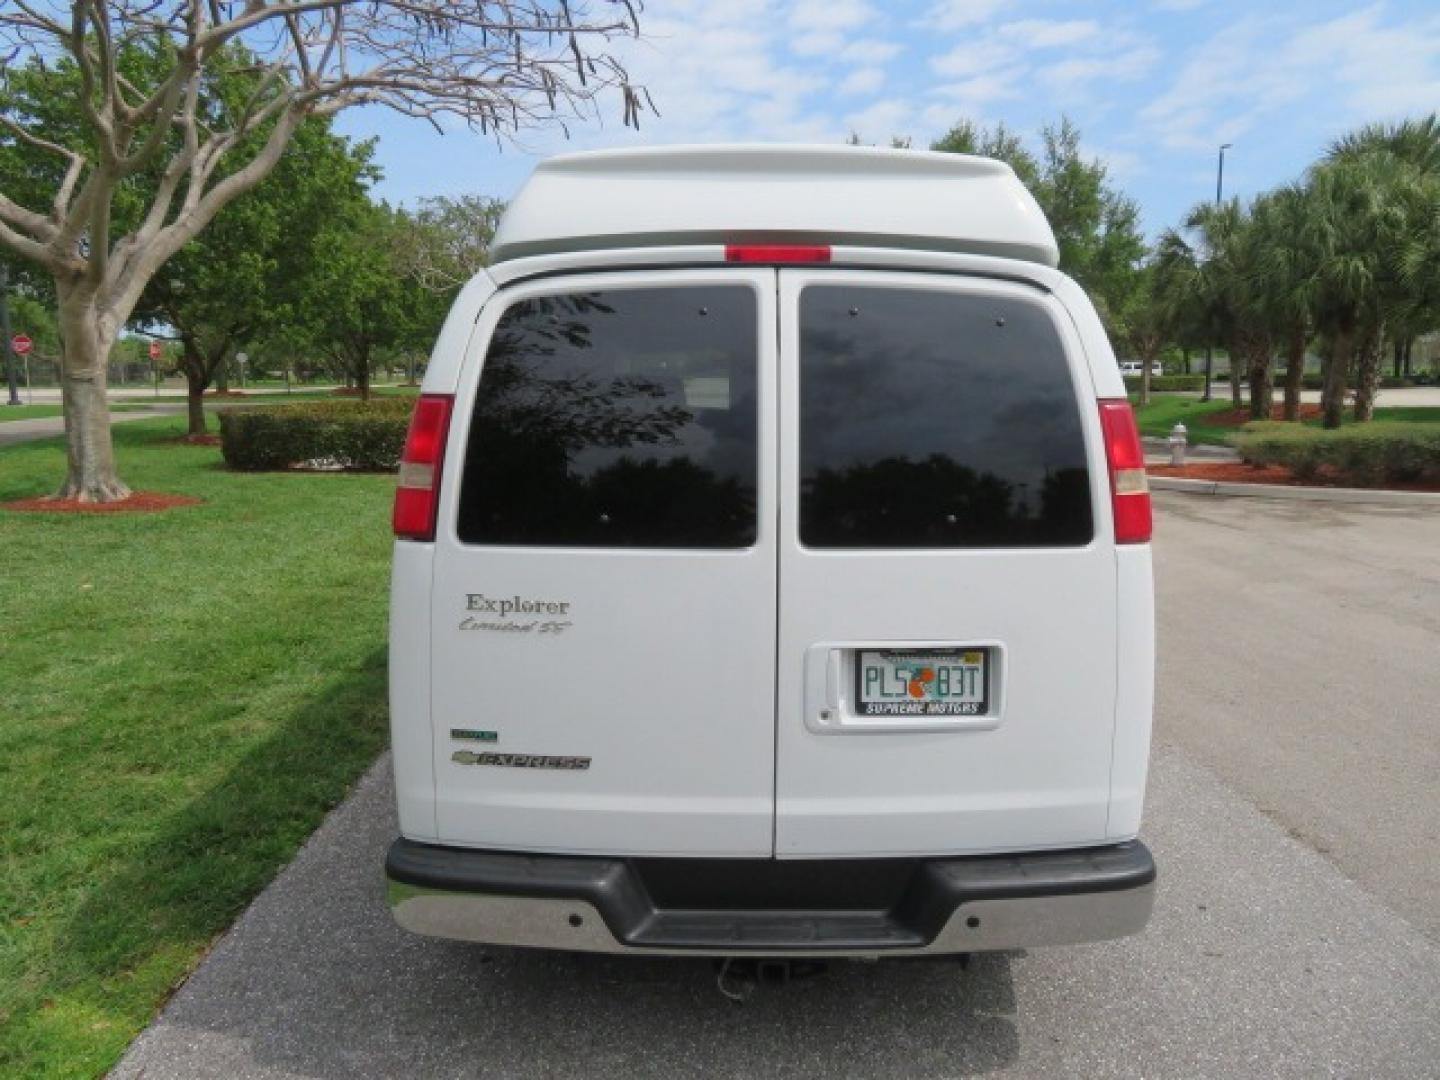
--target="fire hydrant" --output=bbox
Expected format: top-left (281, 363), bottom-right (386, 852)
top-left (1168, 423), bottom-right (1188, 467)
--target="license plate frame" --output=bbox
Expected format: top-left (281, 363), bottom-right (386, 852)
top-left (854, 648), bottom-right (990, 717)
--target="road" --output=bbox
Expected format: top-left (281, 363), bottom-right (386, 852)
top-left (114, 492), bottom-right (1440, 1079)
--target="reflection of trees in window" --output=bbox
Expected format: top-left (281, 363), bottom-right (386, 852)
top-left (477, 295), bottom-right (695, 455)
top-left (459, 290), bottom-right (758, 547)
top-left (802, 456), bottom-right (1090, 548)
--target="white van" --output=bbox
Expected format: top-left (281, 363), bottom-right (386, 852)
top-left (385, 146), bottom-right (1156, 958)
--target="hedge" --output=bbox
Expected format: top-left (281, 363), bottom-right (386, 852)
top-left (220, 399), bottom-right (415, 471)
top-left (1124, 374), bottom-right (1205, 392)
top-left (1236, 422), bottom-right (1440, 485)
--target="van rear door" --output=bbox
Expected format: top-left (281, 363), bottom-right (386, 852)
top-left (428, 269), bottom-right (778, 856)
top-left (774, 269), bottom-right (1118, 857)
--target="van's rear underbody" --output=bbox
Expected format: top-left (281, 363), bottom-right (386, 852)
top-left (386, 838), bottom-right (1155, 956)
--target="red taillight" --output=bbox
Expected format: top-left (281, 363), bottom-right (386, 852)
top-left (393, 394), bottom-right (454, 541)
top-left (725, 244), bottom-right (831, 264)
top-left (1097, 399), bottom-right (1152, 544)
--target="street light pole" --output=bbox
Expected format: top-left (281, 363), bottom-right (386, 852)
top-left (1, 265), bottom-right (21, 407)
top-left (1200, 142), bottom-right (1233, 403)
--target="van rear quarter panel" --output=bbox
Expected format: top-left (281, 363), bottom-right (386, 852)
top-left (389, 272), bottom-right (493, 840)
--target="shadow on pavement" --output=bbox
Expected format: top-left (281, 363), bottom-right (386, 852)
top-left (114, 755), bottom-right (1020, 1079)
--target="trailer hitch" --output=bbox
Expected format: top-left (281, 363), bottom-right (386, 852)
top-left (714, 957), bottom-right (830, 1001)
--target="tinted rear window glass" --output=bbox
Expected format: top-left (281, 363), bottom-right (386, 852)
top-left (457, 287), bottom-right (758, 547)
top-left (799, 286), bottom-right (1092, 548)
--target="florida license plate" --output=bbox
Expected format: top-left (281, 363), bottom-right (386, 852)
top-left (855, 649), bottom-right (989, 717)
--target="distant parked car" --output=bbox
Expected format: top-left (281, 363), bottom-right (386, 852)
top-left (1120, 360), bottom-right (1163, 377)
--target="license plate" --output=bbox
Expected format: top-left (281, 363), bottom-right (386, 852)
top-left (855, 649), bottom-right (989, 717)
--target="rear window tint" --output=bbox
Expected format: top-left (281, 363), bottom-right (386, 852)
top-left (799, 286), bottom-right (1093, 548)
top-left (457, 286), bottom-right (758, 547)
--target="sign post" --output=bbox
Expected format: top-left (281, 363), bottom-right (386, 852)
top-left (1, 265), bottom-right (20, 406)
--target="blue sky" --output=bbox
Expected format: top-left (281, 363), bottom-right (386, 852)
top-left (336, 0), bottom-right (1440, 241)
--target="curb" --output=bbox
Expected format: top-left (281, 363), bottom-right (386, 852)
top-left (1150, 476), bottom-right (1440, 507)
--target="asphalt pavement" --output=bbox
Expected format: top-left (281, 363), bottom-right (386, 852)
top-left (1153, 491), bottom-right (1440, 941)
top-left (113, 492), bottom-right (1440, 1079)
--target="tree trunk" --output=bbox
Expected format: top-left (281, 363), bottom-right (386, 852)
top-left (1393, 340), bottom-right (1404, 379)
top-left (1227, 351), bottom-right (1242, 408)
top-left (55, 284), bottom-right (131, 502)
top-left (1139, 349), bottom-right (1152, 407)
top-left (1322, 324), bottom-right (1354, 429)
top-left (1181, 347), bottom-right (1191, 375)
top-left (355, 347), bottom-right (371, 402)
top-left (1248, 345), bottom-right (1274, 422)
top-left (1282, 325), bottom-right (1306, 421)
top-left (1352, 325), bottom-right (1383, 422)
top-left (185, 367), bottom-right (207, 436)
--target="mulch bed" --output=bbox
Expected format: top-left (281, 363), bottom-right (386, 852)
top-left (1148, 462), bottom-right (1440, 493)
top-left (1, 492), bottom-right (203, 514)
top-left (1197, 404), bottom-right (1323, 428)
top-left (172, 433), bottom-right (222, 446)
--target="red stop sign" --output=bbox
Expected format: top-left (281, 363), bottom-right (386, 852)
top-left (148, 340), bottom-right (162, 360)
top-left (10, 334), bottom-right (31, 356)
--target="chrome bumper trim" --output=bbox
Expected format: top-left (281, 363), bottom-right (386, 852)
top-left (387, 880), bottom-right (1155, 958)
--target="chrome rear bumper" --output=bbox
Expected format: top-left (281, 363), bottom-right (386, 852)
top-left (386, 840), bottom-right (1155, 957)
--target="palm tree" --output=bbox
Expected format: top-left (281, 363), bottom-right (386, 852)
top-left (1300, 156), bottom-right (1411, 427)
top-left (1328, 114), bottom-right (1440, 173)
top-left (1252, 186), bottom-right (1315, 420)
top-left (1321, 115), bottom-right (1440, 421)
top-left (1159, 199), bottom-right (1273, 417)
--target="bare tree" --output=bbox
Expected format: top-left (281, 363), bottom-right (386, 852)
top-left (395, 194), bottom-right (507, 294)
top-left (0, 1), bottom-right (649, 501)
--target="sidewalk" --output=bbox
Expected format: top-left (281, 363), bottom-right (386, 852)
top-left (1142, 436), bottom-right (1239, 464)
top-left (0, 405), bottom-right (183, 449)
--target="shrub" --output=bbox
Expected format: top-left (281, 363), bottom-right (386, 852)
top-left (1236, 422), bottom-right (1440, 486)
top-left (1123, 374), bottom-right (1205, 392)
top-left (220, 399), bottom-right (415, 471)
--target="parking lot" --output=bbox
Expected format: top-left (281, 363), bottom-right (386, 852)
top-left (115, 492), bottom-right (1440, 1079)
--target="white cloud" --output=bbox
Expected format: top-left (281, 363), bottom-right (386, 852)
top-left (924, 0), bottom-right (1008, 31)
top-left (838, 39), bottom-right (904, 65)
top-left (1142, 7), bottom-right (1440, 152)
top-left (788, 0), bottom-right (878, 57)
top-left (1080, 141), bottom-right (1145, 182)
top-left (839, 67), bottom-right (887, 96)
top-left (931, 41), bottom-right (1022, 78)
top-left (995, 19), bottom-right (1100, 49)
top-left (932, 73), bottom-right (1023, 104)
top-left (844, 99), bottom-right (918, 141)
top-left (1040, 44), bottom-right (1160, 94)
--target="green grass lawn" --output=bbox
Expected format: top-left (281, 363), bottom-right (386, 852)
top-left (1131, 395), bottom-right (1244, 445)
top-left (0, 419), bottom-right (396, 1078)
top-left (1358, 407), bottom-right (1440, 425)
top-left (1133, 396), bottom-right (1440, 448)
